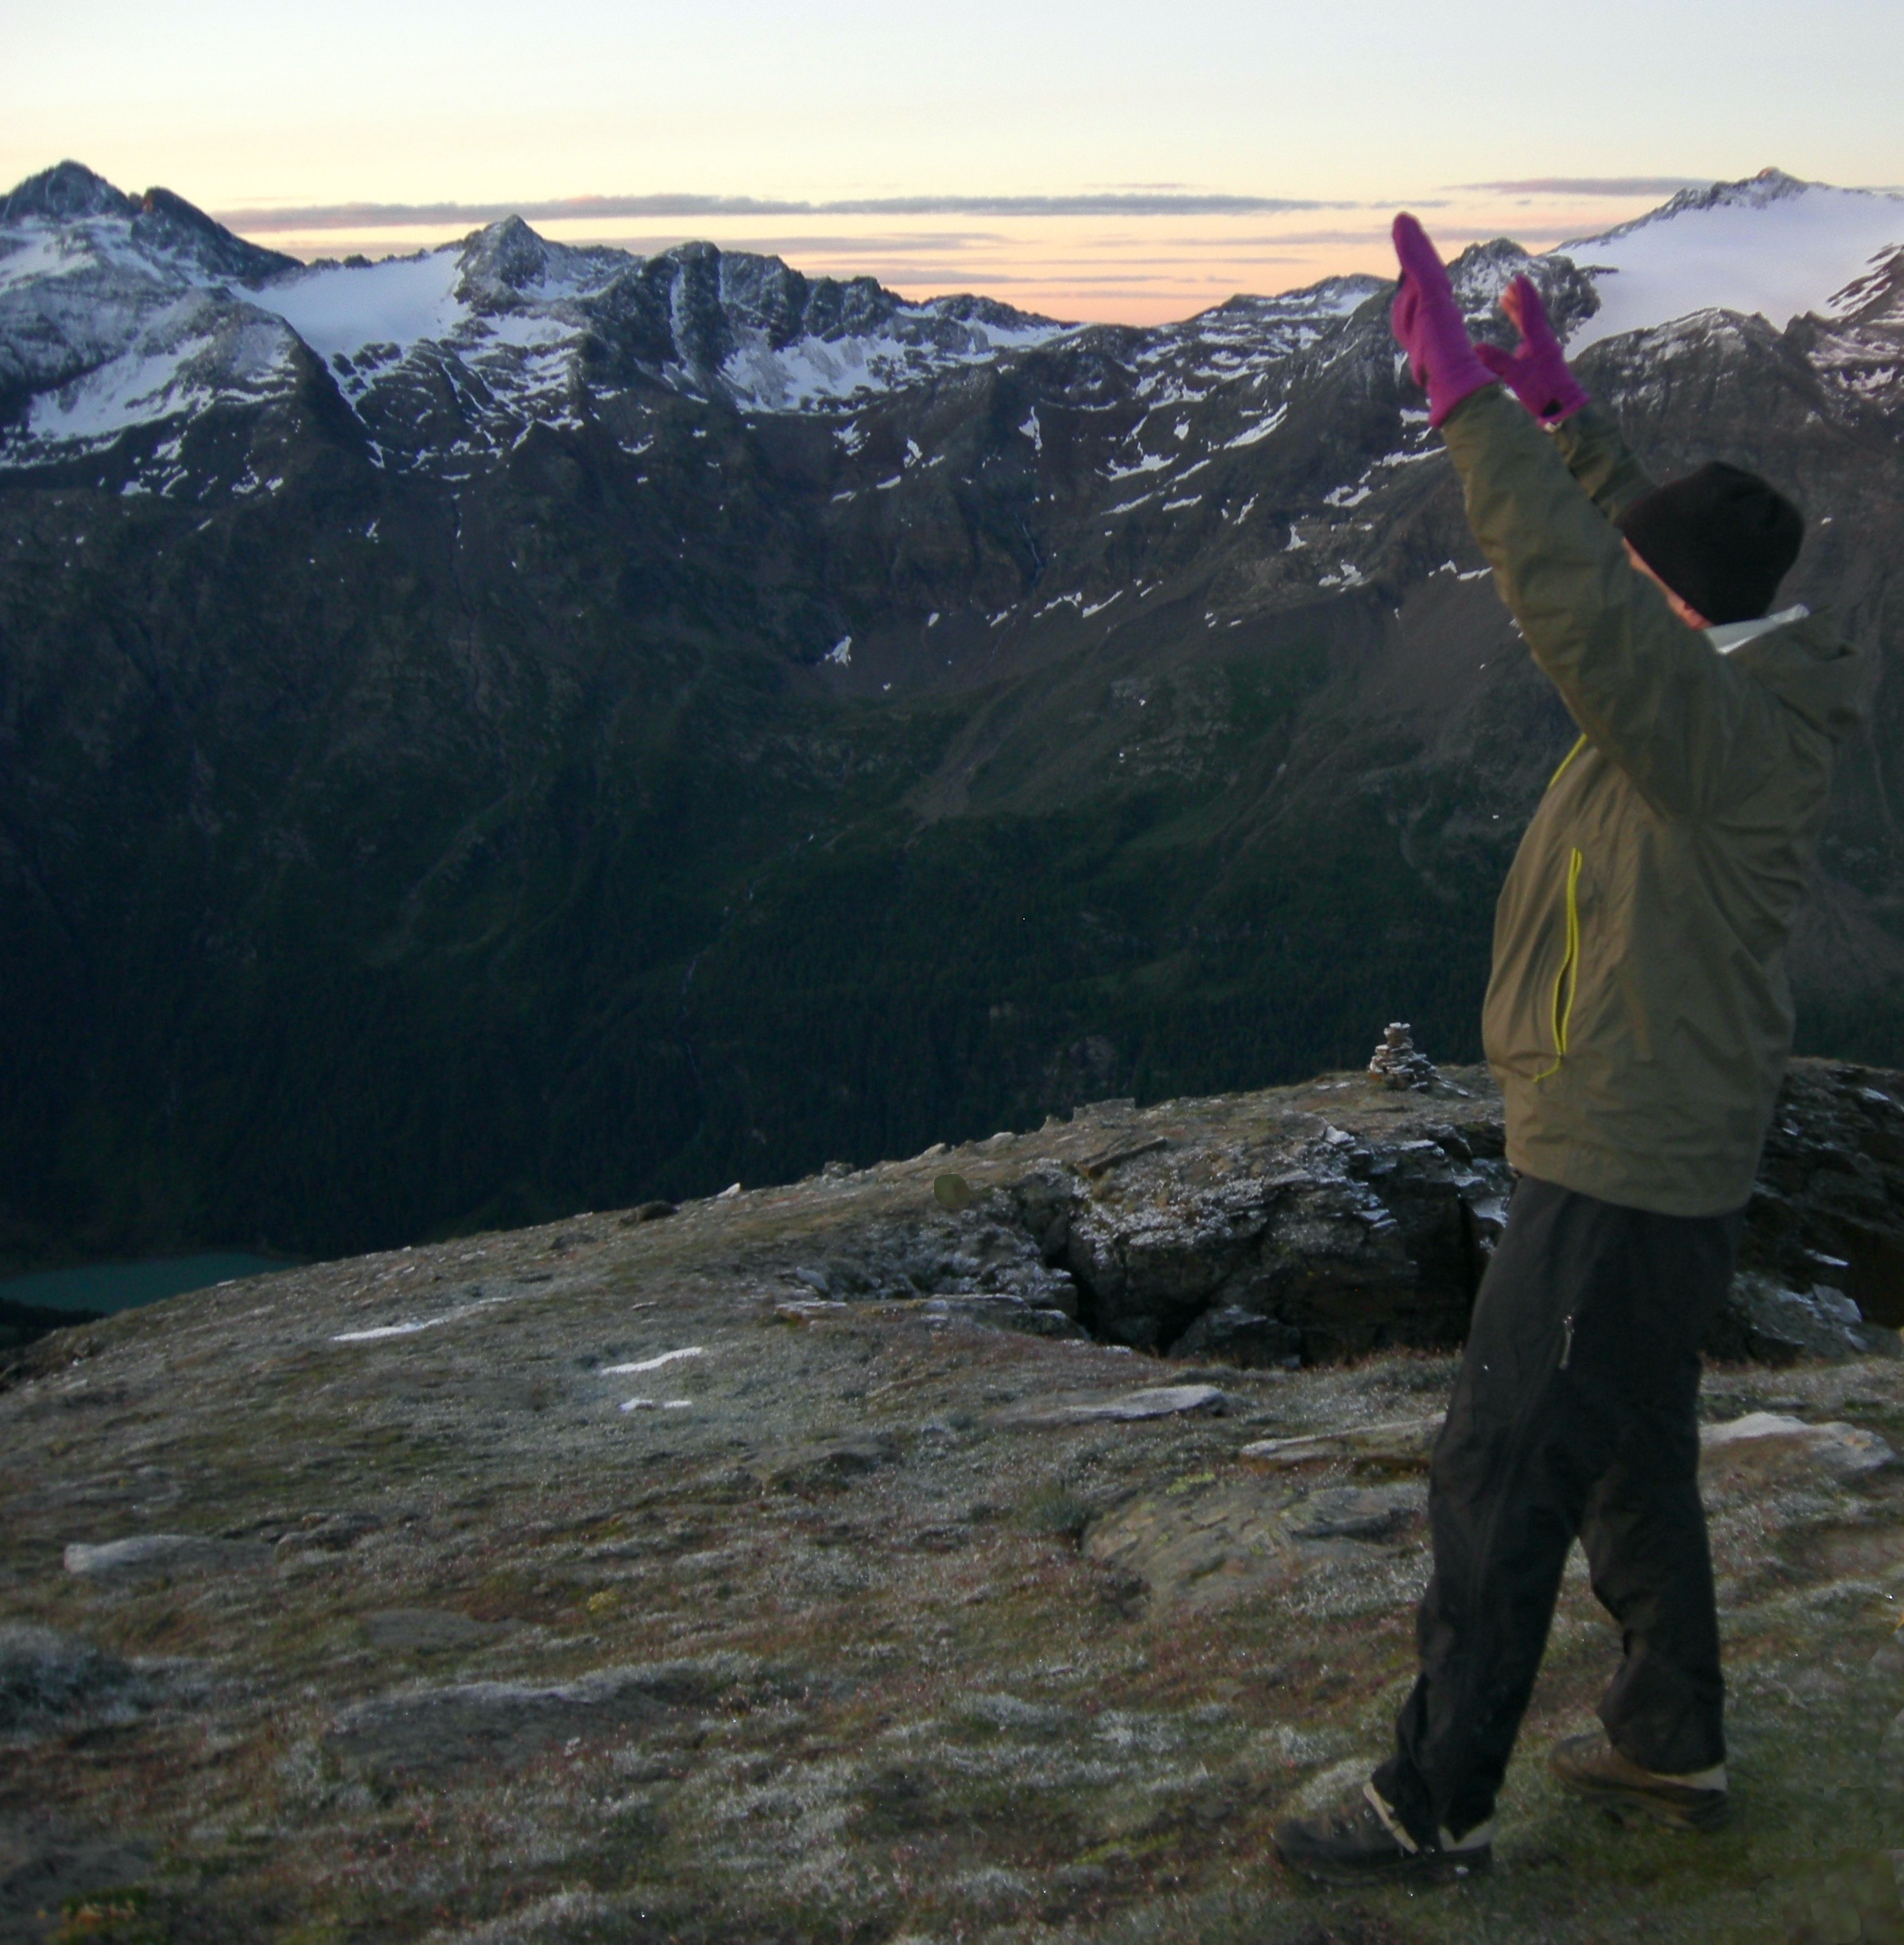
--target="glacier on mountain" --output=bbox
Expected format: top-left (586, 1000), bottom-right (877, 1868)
top-left (1560, 169), bottom-right (1904, 351)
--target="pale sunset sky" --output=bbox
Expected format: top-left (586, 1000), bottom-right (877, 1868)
top-left (5, 0), bottom-right (1901, 324)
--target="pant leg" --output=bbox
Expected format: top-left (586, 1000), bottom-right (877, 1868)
top-left (1373, 1177), bottom-right (1739, 1841)
top-left (1580, 1207), bottom-right (1742, 1776)
top-left (1374, 1176), bottom-right (1619, 1840)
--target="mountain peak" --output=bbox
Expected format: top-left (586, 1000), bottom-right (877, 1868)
top-left (0, 161), bottom-right (300, 285)
top-left (1656, 166), bottom-right (1813, 218)
top-left (133, 183), bottom-right (300, 283)
top-left (1555, 168), bottom-right (1904, 352)
top-left (454, 214), bottom-right (559, 304)
top-left (0, 160), bottom-right (136, 225)
top-left (1569, 169), bottom-right (1857, 254)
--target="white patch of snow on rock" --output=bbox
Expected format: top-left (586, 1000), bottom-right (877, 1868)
top-left (1223, 405), bottom-right (1287, 449)
top-left (603, 1346), bottom-right (706, 1376)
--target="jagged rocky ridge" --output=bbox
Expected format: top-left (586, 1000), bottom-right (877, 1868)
top-left (2, 164), bottom-right (1902, 1270)
top-left (708, 1055), bottom-right (1904, 1366)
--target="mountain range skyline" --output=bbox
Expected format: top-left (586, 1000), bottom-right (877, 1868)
top-left (8, 0), bottom-right (1901, 323)
top-left (3, 157), bottom-right (1899, 1273)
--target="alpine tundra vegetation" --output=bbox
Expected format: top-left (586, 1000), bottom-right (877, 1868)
top-left (4, 1060), bottom-right (1904, 1939)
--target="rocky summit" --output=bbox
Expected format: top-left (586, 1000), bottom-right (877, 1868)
top-left (3, 165), bottom-right (1904, 1273)
top-left (6, 1056), bottom-right (1904, 1941)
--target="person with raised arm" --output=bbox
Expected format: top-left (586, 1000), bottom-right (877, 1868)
top-left (1274, 215), bottom-right (1864, 1888)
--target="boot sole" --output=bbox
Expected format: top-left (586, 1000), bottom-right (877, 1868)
top-left (1552, 1773), bottom-right (1729, 1832)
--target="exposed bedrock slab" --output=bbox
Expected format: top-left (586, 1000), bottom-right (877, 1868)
top-left (1239, 1416), bottom-right (1443, 1471)
top-left (1083, 1474), bottom-right (1429, 1611)
top-left (359, 1610), bottom-right (516, 1654)
top-left (1700, 1410), bottom-right (1896, 1480)
top-left (274, 1509), bottom-right (383, 1558)
top-left (324, 1657), bottom-right (762, 1780)
top-left (1235, 1410), bottom-right (1896, 1484)
top-left (63, 1533), bottom-right (273, 1581)
top-left (992, 1384), bottom-right (1231, 1428)
top-left (0, 1813), bottom-right (153, 1939)
top-left (1090, 1402), bottom-right (1894, 1614)
top-left (745, 1059), bottom-right (1904, 1370)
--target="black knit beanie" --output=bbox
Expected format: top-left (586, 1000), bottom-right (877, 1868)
top-left (1614, 462), bottom-right (1804, 625)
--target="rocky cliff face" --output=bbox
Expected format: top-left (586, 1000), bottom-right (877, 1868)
top-left (6, 1056), bottom-right (1904, 1941)
top-left (2, 165), bottom-right (1902, 1270)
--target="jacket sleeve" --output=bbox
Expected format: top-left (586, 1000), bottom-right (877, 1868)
top-left (1438, 386), bottom-right (1781, 820)
top-left (1548, 403), bottom-right (1657, 523)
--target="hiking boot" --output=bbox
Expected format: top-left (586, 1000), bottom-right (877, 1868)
top-left (1274, 1781), bottom-right (1493, 1888)
top-left (1549, 1730), bottom-right (1728, 1830)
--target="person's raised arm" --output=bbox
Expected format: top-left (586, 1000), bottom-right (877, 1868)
top-left (1477, 273), bottom-right (1657, 521)
top-left (1390, 216), bottom-right (1778, 820)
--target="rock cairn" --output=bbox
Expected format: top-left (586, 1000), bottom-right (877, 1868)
top-left (1368, 1021), bottom-right (1437, 1091)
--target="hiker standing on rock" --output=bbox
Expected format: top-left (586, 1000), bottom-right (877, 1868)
top-left (1275, 215), bottom-right (1865, 1887)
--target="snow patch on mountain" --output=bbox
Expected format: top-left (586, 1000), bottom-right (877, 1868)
top-left (261, 251), bottom-right (467, 365)
top-left (24, 297), bottom-right (301, 448)
top-left (719, 309), bottom-right (1061, 412)
top-left (1558, 170), bottom-right (1904, 351)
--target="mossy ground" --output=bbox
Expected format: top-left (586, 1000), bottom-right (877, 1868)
top-left (5, 1075), bottom-right (1902, 1942)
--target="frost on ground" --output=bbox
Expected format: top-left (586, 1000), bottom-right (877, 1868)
top-left (5, 1062), bottom-right (1904, 1939)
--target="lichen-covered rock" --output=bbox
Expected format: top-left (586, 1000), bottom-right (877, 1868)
top-left (1705, 1272), bottom-right (1904, 1364)
top-left (0, 1623), bottom-right (141, 1728)
top-left (993, 1384), bottom-right (1231, 1428)
top-left (1739, 1065), bottom-right (1904, 1332)
top-left (324, 1659), bottom-right (753, 1781)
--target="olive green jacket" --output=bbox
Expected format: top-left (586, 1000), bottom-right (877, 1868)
top-left (1440, 388), bottom-right (1865, 1216)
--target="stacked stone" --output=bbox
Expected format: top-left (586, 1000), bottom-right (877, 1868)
top-left (1368, 1021), bottom-right (1437, 1091)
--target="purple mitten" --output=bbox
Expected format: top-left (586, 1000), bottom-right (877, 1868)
top-left (1390, 213), bottom-right (1493, 428)
top-left (1474, 274), bottom-right (1590, 425)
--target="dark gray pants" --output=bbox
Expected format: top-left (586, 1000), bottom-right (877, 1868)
top-left (1372, 1173), bottom-right (1744, 1842)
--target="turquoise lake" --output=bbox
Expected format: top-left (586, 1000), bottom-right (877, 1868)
top-left (0, 1252), bottom-right (301, 1316)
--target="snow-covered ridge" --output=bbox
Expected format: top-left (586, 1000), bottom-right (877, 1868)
top-left (1554, 168), bottom-right (1904, 352)
top-left (6, 162), bottom-right (1904, 482)
top-left (0, 164), bottom-right (1074, 468)
top-left (263, 219), bottom-right (1068, 415)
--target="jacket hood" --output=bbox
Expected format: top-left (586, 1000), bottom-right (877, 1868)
top-left (1731, 612), bottom-right (1866, 740)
